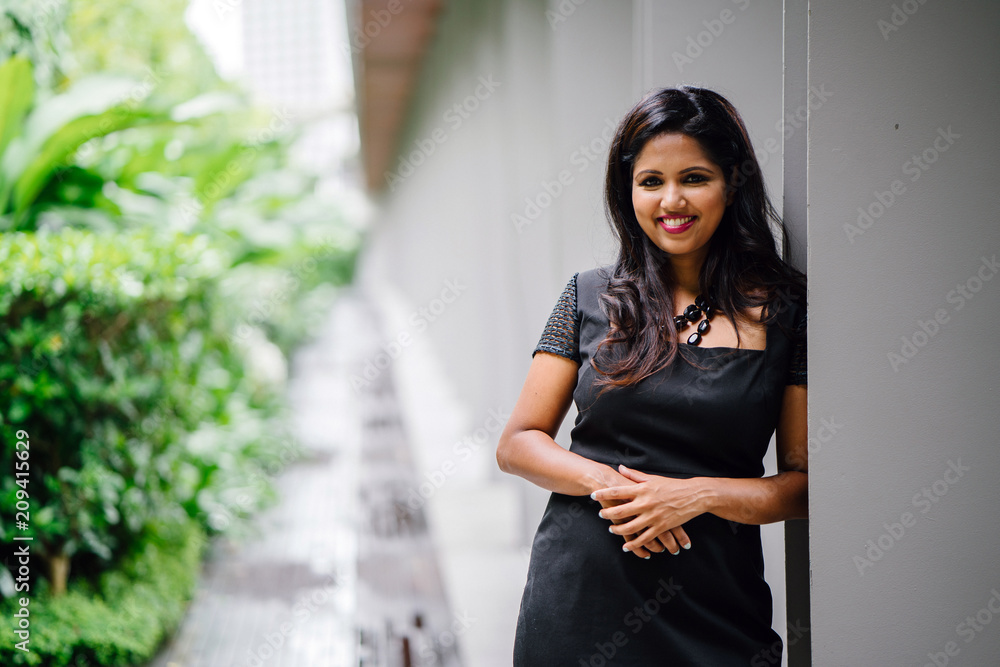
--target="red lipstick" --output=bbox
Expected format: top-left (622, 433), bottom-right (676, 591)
top-left (657, 215), bottom-right (696, 234)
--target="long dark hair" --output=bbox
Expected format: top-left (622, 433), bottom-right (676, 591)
top-left (594, 85), bottom-right (806, 389)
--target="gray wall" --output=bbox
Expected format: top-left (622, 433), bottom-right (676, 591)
top-left (807, 0), bottom-right (1000, 663)
top-left (782, 1), bottom-right (811, 662)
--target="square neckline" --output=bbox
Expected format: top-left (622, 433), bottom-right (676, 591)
top-left (678, 314), bottom-right (771, 353)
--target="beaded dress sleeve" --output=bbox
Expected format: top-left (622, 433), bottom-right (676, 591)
top-left (532, 273), bottom-right (581, 364)
top-left (786, 305), bottom-right (807, 385)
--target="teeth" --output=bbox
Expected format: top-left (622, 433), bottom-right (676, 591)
top-left (661, 216), bottom-right (694, 227)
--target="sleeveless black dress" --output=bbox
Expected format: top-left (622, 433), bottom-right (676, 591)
top-left (513, 266), bottom-right (807, 667)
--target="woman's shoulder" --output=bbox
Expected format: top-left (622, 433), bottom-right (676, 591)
top-left (774, 284), bottom-right (807, 324)
top-left (762, 283), bottom-right (807, 344)
top-left (575, 264), bottom-right (614, 292)
top-left (565, 266), bottom-right (614, 322)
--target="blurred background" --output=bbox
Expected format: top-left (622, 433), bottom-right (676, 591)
top-left (3, 0), bottom-right (1000, 666)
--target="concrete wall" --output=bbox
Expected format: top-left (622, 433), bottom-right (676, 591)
top-left (807, 0), bottom-right (1000, 663)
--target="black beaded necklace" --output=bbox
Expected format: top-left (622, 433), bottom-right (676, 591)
top-left (673, 294), bottom-right (714, 345)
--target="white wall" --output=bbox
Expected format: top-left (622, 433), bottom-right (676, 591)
top-left (807, 0), bottom-right (1000, 663)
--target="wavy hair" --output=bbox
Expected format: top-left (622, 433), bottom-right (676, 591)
top-left (593, 85), bottom-right (806, 389)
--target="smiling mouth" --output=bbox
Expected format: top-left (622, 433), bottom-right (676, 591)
top-left (657, 215), bottom-right (696, 231)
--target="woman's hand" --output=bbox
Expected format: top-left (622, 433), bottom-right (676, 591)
top-left (593, 464), bottom-right (707, 555)
top-left (588, 466), bottom-right (667, 559)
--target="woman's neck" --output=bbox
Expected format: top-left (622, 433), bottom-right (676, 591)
top-left (666, 255), bottom-right (704, 297)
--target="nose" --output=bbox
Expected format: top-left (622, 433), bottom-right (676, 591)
top-left (660, 181), bottom-right (686, 210)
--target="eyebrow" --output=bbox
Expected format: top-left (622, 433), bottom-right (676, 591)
top-left (634, 165), bottom-right (717, 177)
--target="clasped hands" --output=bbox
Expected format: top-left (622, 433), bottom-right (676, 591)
top-left (591, 464), bottom-right (704, 560)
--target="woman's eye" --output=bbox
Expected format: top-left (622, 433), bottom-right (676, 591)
top-left (640, 177), bottom-right (662, 187)
top-left (684, 174), bottom-right (708, 183)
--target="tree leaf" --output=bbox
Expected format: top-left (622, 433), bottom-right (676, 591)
top-left (10, 106), bottom-right (165, 219)
top-left (0, 73), bottom-right (146, 215)
top-left (0, 55), bottom-right (34, 166)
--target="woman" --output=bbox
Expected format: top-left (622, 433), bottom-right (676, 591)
top-left (496, 86), bottom-right (808, 666)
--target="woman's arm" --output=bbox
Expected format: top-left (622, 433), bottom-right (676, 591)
top-left (496, 352), bottom-right (622, 495)
top-left (699, 382), bottom-right (809, 523)
top-left (497, 352), bottom-right (690, 557)
top-left (595, 383), bottom-right (809, 551)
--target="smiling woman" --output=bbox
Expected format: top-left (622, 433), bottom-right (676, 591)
top-left (631, 133), bottom-right (734, 263)
top-left (497, 86), bottom-right (808, 666)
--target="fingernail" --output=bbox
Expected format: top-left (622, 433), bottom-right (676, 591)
top-left (608, 526), bottom-right (615, 533)
top-left (643, 556), bottom-right (650, 560)
top-left (671, 549), bottom-right (680, 556)
top-left (622, 545), bottom-right (630, 552)
top-left (590, 492), bottom-right (597, 500)
top-left (682, 542), bottom-right (692, 550)
top-left (598, 510), bottom-right (605, 519)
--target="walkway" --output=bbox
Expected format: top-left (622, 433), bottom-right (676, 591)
top-left (150, 292), bottom-right (464, 667)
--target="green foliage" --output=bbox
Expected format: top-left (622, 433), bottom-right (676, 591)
top-left (0, 55), bottom-right (34, 160)
top-left (0, 1), bottom-right (363, 661)
top-left (0, 228), bottom-right (293, 575)
top-left (0, 0), bottom-right (70, 91)
top-left (0, 518), bottom-right (205, 666)
top-left (0, 56), bottom-right (175, 230)
top-left (65, 0), bottom-right (228, 103)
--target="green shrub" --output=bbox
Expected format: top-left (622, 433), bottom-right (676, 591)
top-left (0, 518), bottom-right (205, 666)
top-left (0, 228), bottom-right (291, 594)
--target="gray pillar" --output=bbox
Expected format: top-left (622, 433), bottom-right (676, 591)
top-left (808, 0), bottom-right (1000, 662)
top-left (783, 0), bottom-right (811, 663)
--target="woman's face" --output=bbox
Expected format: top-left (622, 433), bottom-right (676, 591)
top-left (630, 132), bottom-right (733, 266)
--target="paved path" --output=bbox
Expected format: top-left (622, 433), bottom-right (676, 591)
top-left (150, 292), bottom-right (459, 667)
top-left (359, 279), bottom-right (530, 667)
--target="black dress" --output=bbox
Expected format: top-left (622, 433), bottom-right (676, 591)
top-left (513, 266), bottom-right (807, 667)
